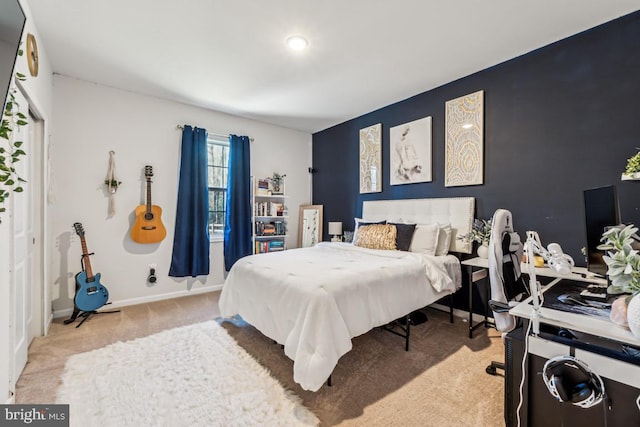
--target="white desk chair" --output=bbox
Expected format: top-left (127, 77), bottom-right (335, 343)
top-left (486, 209), bottom-right (528, 375)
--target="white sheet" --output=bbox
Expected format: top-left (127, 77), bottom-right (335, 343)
top-left (219, 242), bottom-right (461, 391)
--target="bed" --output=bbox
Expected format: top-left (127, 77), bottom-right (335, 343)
top-left (219, 197), bottom-right (475, 391)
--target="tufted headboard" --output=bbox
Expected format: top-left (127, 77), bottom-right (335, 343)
top-left (362, 197), bottom-right (475, 254)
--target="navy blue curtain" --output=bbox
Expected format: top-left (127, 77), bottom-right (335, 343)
top-left (224, 135), bottom-right (252, 271)
top-left (169, 125), bottom-right (210, 277)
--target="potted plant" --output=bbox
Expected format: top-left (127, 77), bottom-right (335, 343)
top-left (460, 218), bottom-right (492, 258)
top-left (598, 224), bottom-right (640, 337)
top-left (271, 172), bottom-right (285, 194)
top-left (622, 150), bottom-right (640, 180)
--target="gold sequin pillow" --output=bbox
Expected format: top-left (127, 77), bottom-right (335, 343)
top-left (353, 224), bottom-right (397, 250)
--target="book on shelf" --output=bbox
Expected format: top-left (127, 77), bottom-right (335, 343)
top-left (253, 202), bottom-right (285, 217)
top-left (254, 239), bottom-right (286, 253)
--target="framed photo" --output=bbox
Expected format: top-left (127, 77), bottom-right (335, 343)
top-left (298, 205), bottom-right (323, 248)
top-left (390, 116), bottom-right (432, 185)
top-left (359, 123), bottom-right (382, 193)
top-left (445, 90), bottom-right (484, 187)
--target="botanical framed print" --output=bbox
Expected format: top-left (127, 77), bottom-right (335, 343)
top-left (445, 90), bottom-right (484, 187)
top-left (359, 123), bottom-right (382, 193)
top-left (390, 116), bottom-right (432, 185)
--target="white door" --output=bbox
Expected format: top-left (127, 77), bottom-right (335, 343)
top-left (11, 87), bottom-right (30, 382)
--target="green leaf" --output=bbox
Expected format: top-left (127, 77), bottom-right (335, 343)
top-left (16, 120), bottom-right (27, 126)
top-left (14, 187), bottom-right (23, 193)
top-left (5, 179), bottom-right (14, 186)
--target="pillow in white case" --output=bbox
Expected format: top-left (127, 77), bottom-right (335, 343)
top-left (435, 223), bottom-right (453, 256)
top-left (409, 223), bottom-right (440, 256)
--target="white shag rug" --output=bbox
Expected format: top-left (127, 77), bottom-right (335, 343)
top-left (55, 321), bottom-right (319, 427)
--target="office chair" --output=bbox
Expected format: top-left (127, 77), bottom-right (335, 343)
top-left (486, 209), bottom-right (528, 375)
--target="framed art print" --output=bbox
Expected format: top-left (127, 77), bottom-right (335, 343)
top-left (359, 123), bottom-right (382, 193)
top-left (445, 90), bottom-right (484, 187)
top-left (390, 116), bottom-right (432, 185)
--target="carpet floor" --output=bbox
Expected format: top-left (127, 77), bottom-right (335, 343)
top-left (16, 291), bottom-right (505, 426)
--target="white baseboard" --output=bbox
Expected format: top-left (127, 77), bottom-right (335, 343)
top-left (52, 285), bottom-right (222, 319)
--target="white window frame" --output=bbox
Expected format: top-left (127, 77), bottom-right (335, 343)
top-left (207, 135), bottom-right (229, 242)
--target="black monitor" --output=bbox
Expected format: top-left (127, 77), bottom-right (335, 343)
top-left (583, 185), bottom-right (621, 276)
top-left (0, 0), bottom-right (26, 111)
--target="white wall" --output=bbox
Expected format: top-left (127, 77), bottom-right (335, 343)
top-left (50, 75), bottom-right (312, 316)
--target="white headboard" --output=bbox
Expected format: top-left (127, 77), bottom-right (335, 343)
top-left (362, 197), bottom-right (475, 254)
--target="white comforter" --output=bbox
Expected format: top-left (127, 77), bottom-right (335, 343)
top-left (218, 242), bottom-right (461, 391)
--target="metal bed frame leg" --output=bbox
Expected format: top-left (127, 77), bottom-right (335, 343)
top-left (449, 294), bottom-right (454, 323)
top-left (405, 314), bottom-right (410, 351)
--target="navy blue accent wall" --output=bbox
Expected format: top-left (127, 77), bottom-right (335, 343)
top-left (313, 11), bottom-right (640, 266)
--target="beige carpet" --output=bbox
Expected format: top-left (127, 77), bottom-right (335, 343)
top-left (17, 292), bottom-right (505, 426)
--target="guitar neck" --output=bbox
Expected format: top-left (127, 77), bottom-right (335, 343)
top-left (79, 236), bottom-right (94, 279)
top-left (146, 178), bottom-right (152, 212)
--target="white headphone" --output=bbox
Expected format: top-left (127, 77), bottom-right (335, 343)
top-left (542, 355), bottom-right (605, 409)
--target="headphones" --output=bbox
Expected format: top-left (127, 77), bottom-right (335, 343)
top-left (542, 355), bottom-right (605, 408)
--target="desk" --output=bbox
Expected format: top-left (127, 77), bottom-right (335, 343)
top-left (461, 257), bottom-right (605, 338)
top-left (506, 278), bottom-right (640, 426)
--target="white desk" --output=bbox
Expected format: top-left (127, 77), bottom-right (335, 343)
top-left (461, 256), bottom-right (606, 338)
top-left (510, 277), bottom-right (637, 346)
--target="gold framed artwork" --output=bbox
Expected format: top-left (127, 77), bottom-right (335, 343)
top-left (298, 205), bottom-right (323, 248)
top-left (359, 123), bottom-right (382, 193)
top-left (390, 116), bottom-right (432, 185)
top-left (445, 90), bottom-right (484, 187)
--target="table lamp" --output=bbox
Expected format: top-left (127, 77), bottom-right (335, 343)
top-left (328, 222), bottom-right (342, 242)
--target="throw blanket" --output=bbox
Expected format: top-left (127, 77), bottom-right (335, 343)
top-left (219, 242), bottom-right (459, 391)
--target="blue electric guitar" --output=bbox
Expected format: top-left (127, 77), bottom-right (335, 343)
top-left (73, 222), bottom-right (109, 312)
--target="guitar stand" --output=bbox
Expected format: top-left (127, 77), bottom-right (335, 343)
top-left (64, 302), bottom-right (120, 328)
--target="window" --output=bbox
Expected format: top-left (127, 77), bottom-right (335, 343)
top-left (207, 135), bottom-right (229, 237)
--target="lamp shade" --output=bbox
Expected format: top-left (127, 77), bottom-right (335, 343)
top-left (328, 221), bottom-right (342, 235)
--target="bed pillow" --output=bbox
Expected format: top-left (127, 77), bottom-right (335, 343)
top-left (353, 224), bottom-right (397, 250)
top-left (389, 222), bottom-right (417, 251)
top-left (352, 218), bottom-right (386, 243)
top-left (435, 223), bottom-right (453, 256)
top-left (409, 223), bottom-right (440, 256)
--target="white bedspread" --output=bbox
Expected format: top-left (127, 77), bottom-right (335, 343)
top-left (219, 242), bottom-right (461, 391)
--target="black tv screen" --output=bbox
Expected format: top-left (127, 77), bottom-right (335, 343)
top-left (583, 185), bottom-right (621, 276)
top-left (0, 0), bottom-right (26, 111)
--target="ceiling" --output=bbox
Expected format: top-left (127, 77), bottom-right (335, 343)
top-left (27, 1), bottom-right (639, 134)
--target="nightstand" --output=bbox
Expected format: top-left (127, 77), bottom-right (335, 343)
top-left (461, 257), bottom-right (491, 338)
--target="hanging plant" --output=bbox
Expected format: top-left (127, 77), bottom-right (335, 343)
top-left (0, 49), bottom-right (28, 223)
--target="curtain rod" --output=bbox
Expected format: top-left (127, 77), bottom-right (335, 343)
top-left (176, 125), bottom-right (253, 141)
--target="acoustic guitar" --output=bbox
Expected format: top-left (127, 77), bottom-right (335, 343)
top-left (131, 165), bottom-right (167, 244)
top-left (72, 222), bottom-right (109, 312)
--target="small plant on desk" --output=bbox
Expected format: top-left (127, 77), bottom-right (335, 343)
top-left (598, 224), bottom-right (640, 297)
top-left (459, 218), bottom-right (492, 246)
top-left (598, 224), bottom-right (640, 336)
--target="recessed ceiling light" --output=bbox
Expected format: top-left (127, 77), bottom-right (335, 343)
top-left (286, 35), bottom-right (309, 51)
